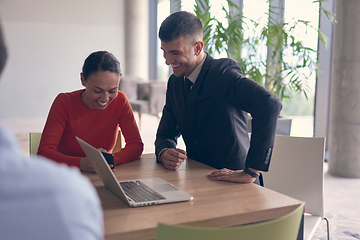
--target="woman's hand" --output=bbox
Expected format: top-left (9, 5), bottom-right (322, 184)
top-left (99, 148), bottom-right (116, 172)
top-left (80, 148), bottom-right (115, 172)
top-left (79, 157), bottom-right (96, 173)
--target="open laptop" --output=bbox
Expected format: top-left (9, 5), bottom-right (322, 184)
top-left (76, 137), bottom-right (193, 207)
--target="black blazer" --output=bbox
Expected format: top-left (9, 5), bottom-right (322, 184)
top-left (155, 54), bottom-right (282, 171)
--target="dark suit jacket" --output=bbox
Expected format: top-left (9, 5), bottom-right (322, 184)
top-left (155, 54), bottom-right (282, 172)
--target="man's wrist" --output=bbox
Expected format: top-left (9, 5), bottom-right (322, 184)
top-left (244, 167), bottom-right (260, 178)
top-left (158, 148), bottom-right (169, 163)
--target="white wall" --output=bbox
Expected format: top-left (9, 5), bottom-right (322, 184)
top-left (0, 0), bottom-right (126, 118)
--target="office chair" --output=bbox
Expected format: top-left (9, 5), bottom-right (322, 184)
top-left (155, 202), bottom-right (304, 240)
top-left (119, 76), bottom-right (166, 128)
top-left (112, 129), bottom-right (122, 152)
top-left (29, 132), bottom-right (42, 155)
top-left (29, 130), bottom-right (122, 155)
top-left (262, 135), bottom-right (330, 240)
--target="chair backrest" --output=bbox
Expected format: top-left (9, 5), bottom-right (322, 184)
top-left (29, 132), bottom-right (42, 155)
top-left (262, 135), bottom-right (326, 218)
top-left (276, 117), bottom-right (292, 135)
top-left (155, 203), bottom-right (304, 240)
top-left (148, 81), bottom-right (166, 115)
top-left (112, 129), bottom-right (122, 153)
top-left (119, 75), bottom-right (146, 100)
top-left (30, 130), bottom-right (122, 155)
top-left (137, 82), bottom-right (150, 100)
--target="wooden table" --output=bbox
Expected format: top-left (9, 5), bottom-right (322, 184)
top-left (85, 153), bottom-right (303, 240)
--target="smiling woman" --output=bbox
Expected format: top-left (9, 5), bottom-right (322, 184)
top-left (81, 71), bottom-right (120, 110)
top-left (80, 51), bottom-right (121, 110)
top-left (37, 51), bottom-right (144, 173)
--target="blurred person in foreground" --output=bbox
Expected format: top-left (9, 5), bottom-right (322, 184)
top-left (0, 19), bottom-right (103, 240)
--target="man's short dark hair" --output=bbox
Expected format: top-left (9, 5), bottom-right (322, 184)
top-left (159, 11), bottom-right (203, 44)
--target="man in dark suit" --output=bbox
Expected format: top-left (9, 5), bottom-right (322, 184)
top-left (155, 11), bottom-right (282, 184)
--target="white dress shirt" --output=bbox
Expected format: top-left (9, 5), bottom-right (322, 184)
top-left (0, 126), bottom-right (103, 240)
top-left (186, 53), bottom-right (207, 85)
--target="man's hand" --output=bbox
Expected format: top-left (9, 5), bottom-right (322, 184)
top-left (159, 148), bottom-right (187, 170)
top-left (209, 168), bottom-right (256, 183)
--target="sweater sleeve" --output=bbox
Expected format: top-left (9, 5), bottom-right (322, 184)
top-left (37, 94), bottom-right (83, 168)
top-left (113, 94), bottom-right (144, 165)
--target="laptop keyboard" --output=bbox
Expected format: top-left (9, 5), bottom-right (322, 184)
top-left (120, 180), bottom-right (166, 203)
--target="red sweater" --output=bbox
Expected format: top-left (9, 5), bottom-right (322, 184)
top-left (37, 90), bottom-right (144, 168)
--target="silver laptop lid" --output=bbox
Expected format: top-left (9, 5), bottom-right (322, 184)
top-left (76, 137), bottom-right (130, 204)
top-left (76, 137), bottom-right (193, 207)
